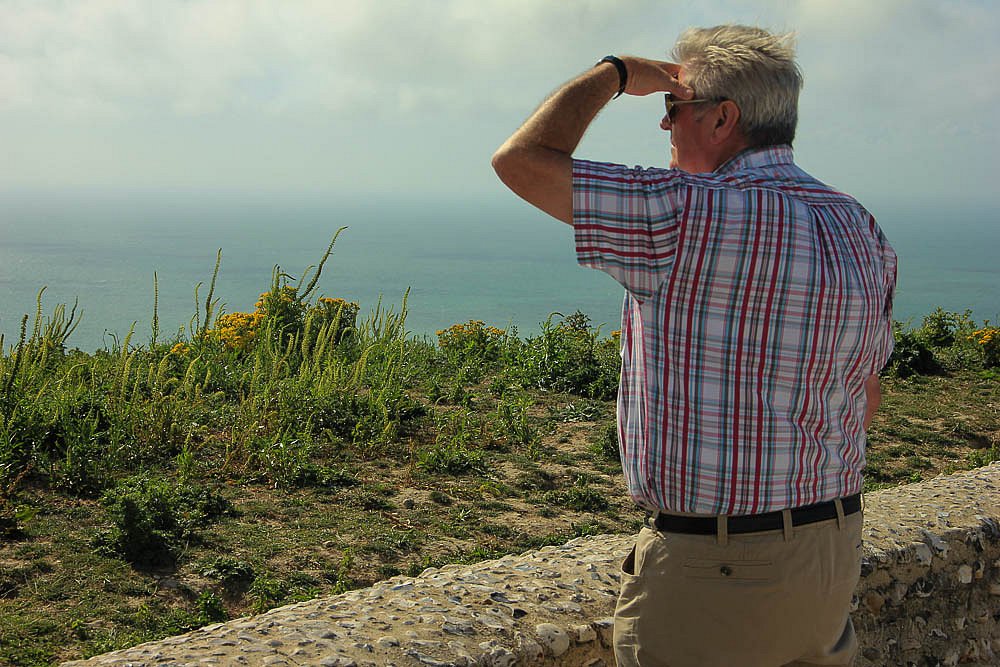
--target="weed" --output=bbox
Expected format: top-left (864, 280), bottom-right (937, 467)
top-left (968, 325), bottom-right (1000, 369)
top-left (494, 393), bottom-right (541, 450)
top-left (248, 575), bottom-right (288, 614)
top-left (558, 400), bottom-right (605, 422)
top-left (416, 441), bottom-right (484, 474)
top-left (323, 550), bottom-right (358, 595)
top-left (0, 461), bottom-right (33, 539)
top-left (543, 476), bottom-right (610, 512)
top-left (417, 411), bottom-right (486, 475)
top-left (429, 490), bottom-right (453, 505)
top-left (195, 590), bottom-right (229, 624)
top-left (482, 523), bottom-right (517, 539)
top-left (199, 557), bottom-right (255, 587)
top-left (967, 446), bottom-right (1000, 468)
top-left (367, 528), bottom-right (422, 560)
top-left (93, 476), bottom-right (234, 566)
top-left (590, 421), bottom-right (621, 464)
top-left (406, 554), bottom-right (439, 576)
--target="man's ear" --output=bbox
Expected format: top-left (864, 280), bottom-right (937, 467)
top-left (710, 100), bottom-right (741, 144)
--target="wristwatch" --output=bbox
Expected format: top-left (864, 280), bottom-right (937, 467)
top-left (597, 55), bottom-right (627, 99)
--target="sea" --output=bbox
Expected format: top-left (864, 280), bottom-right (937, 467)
top-left (1, 189), bottom-right (998, 353)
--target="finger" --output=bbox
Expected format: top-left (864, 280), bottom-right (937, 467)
top-left (658, 64), bottom-right (693, 98)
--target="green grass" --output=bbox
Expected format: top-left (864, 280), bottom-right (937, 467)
top-left (1, 246), bottom-right (997, 665)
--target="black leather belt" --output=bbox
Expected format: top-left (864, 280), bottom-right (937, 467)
top-left (653, 494), bottom-right (861, 535)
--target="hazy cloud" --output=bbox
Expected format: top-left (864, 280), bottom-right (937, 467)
top-left (0, 0), bottom-right (997, 201)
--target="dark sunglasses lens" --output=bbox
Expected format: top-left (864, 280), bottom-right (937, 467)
top-left (664, 94), bottom-right (675, 119)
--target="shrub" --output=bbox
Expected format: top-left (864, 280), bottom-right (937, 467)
top-left (436, 320), bottom-right (511, 382)
top-left (94, 476), bottom-right (234, 566)
top-left (199, 556), bottom-right (255, 587)
top-left (919, 308), bottom-right (973, 348)
top-left (205, 311), bottom-right (264, 352)
top-left (255, 284), bottom-right (307, 343)
top-left (887, 324), bottom-right (940, 378)
top-left (504, 312), bottom-right (620, 399)
top-left (968, 326), bottom-right (1000, 369)
top-left (307, 297), bottom-right (359, 344)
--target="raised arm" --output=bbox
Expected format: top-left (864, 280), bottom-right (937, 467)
top-left (491, 56), bottom-right (692, 224)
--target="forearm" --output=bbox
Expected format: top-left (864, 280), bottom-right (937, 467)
top-left (491, 63), bottom-right (619, 223)
top-left (500, 63), bottom-right (619, 159)
top-left (492, 56), bottom-right (689, 223)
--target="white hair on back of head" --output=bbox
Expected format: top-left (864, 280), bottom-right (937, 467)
top-left (672, 25), bottom-right (803, 147)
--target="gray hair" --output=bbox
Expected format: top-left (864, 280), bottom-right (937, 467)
top-left (672, 25), bottom-right (802, 147)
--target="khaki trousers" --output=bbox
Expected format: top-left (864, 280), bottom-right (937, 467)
top-left (613, 508), bottom-right (863, 667)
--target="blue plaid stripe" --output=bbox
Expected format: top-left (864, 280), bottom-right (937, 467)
top-left (572, 146), bottom-right (897, 515)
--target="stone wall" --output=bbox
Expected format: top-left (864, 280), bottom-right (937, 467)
top-left (64, 463), bottom-right (1000, 667)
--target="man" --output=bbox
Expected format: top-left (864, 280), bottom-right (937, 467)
top-left (493, 25), bottom-right (896, 667)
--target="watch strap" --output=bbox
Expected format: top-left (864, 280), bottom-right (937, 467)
top-left (597, 55), bottom-right (627, 99)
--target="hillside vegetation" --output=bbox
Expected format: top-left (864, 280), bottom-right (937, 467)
top-left (1, 237), bottom-right (997, 665)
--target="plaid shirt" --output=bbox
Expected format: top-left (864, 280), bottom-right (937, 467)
top-left (573, 146), bottom-right (897, 515)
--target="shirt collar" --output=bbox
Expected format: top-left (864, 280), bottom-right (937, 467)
top-left (715, 144), bottom-right (794, 175)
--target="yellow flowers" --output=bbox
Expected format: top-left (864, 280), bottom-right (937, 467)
top-left (315, 297), bottom-right (359, 320)
top-left (207, 311), bottom-right (265, 351)
top-left (200, 291), bottom-right (360, 353)
top-left (437, 320), bottom-right (506, 344)
top-left (437, 320), bottom-right (506, 360)
top-left (971, 328), bottom-right (997, 345)
top-left (436, 321), bottom-right (506, 339)
top-left (169, 342), bottom-right (190, 356)
top-left (969, 326), bottom-right (1000, 368)
top-left (309, 297), bottom-right (360, 341)
top-left (254, 286), bottom-right (298, 312)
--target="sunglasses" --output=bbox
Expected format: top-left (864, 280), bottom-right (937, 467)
top-left (664, 92), bottom-right (723, 120)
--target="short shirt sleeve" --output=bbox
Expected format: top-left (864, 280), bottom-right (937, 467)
top-left (572, 159), bottom-right (687, 302)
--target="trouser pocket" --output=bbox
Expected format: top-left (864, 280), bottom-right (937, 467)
top-left (622, 545), bottom-right (637, 576)
top-left (681, 558), bottom-right (774, 582)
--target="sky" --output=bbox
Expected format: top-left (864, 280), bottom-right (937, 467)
top-left (1, 0), bottom-right (999, 211)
